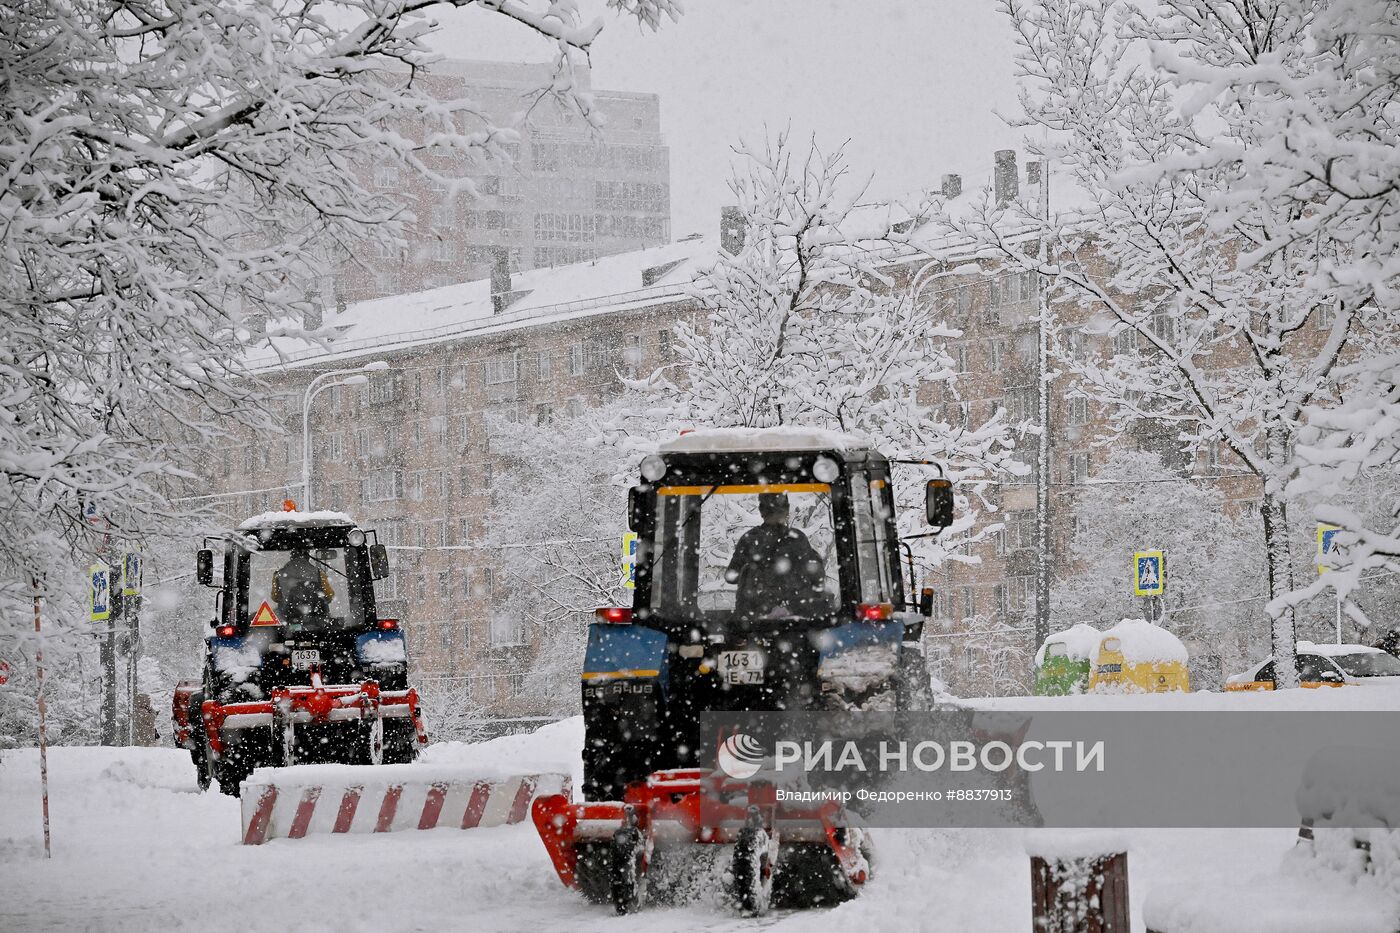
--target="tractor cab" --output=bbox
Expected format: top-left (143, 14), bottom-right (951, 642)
top-left (581, 428), bottom-right (953, 799)
top-left (195, 508), bottom-right (402, 693)
top-left (175, 505), bottom-right (425, 795)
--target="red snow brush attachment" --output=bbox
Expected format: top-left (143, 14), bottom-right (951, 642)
top-left (532, 768), bottom-right (871, 916)
top-left (595, 607), bottom-right (633, 624)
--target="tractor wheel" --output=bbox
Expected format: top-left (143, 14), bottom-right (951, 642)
top-left (573, 842), bottom-right (614, 905)
top-left (381, 720), bottom-right (417, 765)
top-left (609, 824), bottom-right (647, 915)
top-left (728, 826), bottom-right (775, 916)
top-left (192, 741), bottom-right (213, 792)
top-left (772, 843), bottom-right (858, 909)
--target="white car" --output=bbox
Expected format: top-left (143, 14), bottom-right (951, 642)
top-left (1225, 641), bottom-right (1400, 691)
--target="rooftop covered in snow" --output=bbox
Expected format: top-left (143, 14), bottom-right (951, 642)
top-left (251, 236), bottom-right (714, 372)
top-left (658, 426), bottom-right (876, 454)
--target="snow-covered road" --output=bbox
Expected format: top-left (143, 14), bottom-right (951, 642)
top-left (5, 710), bottom-right (1370, 933)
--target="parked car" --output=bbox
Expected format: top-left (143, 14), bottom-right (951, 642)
top-left (1225, 641), bottom-right (1400, 690)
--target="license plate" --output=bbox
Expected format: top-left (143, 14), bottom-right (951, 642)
top-left (718, 650), bottom-right (765, 685)
top-left (291, 649), bottom-right (320, 670)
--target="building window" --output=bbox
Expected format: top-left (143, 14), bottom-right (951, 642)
top-left (372, 165), bottom-right (400, 188)
top-left (1113, 325), bottom-right (1139, 357)
top-left (366, 374), bottom-right (397, 405)
top-left (990, 340), bottom-right (1004, 372)
top-left (568, 343), bottom-right (585, 376)
top-left (623, 333), bottom-right (643, 374)
top-left (439, 623), bottom-right (452, 651)
top-left (431, 239), bottom-right (453, 262)
top-left (1069, 452), bottom-right (1090, 484)
top-left (438, 572), bottom-right (450, 598)
top-left (490, 615), bottom-right (525, 647)
top-left (326, 433), bottom-right (344, 462)
top-left (1068, 395), bottom-right (1089, 425)
top-left (368, 469), bottom-right (403, 502)
top-left (1008, 510), bottom-right (1035, 550)
top-left (537, 350), bottom-right (552, 380)
top-left (535, 403), bottom-right (552, 426)
top-left (658, 329), bottom-right (672, 359)
top-left (566, 396), bottom-right (585, 418)
top-left (1006, 386), bottom-right (1037, 423)
top-left (483, 351), bottom-right (519, 385)
top-left (1316, 303), bottom-right (1336, 328)
top-left (961, 586), bottom-right (975, 620)
top-left (1008, 576), bottom-right (1035, 612)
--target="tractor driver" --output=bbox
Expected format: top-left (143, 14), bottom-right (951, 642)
top-left (725, 493), bottom-right (825, 618)
top-left (271, 548), bottom-right (335, 627)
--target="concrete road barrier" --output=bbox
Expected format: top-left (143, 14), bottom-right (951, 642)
top-left (240, 764), bottom-right (571, 844)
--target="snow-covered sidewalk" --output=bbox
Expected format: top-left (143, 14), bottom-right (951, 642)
top-left (6, 713), bottom-right (1391, 932)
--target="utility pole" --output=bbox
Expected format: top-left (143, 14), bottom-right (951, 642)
top-left (1034, 159), bottom-right (1053, 649)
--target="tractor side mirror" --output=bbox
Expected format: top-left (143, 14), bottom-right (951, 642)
top-left (368, 543), bottom-right (390, 580)
top-left (195, 549), bottom-right (215, 587)
top-left (925, 479), bottom-right (954, 529)
top-left (627, 485), bottom-right (651, 532)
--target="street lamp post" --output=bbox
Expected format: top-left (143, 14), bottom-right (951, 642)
top-left (301, 361), bottom-right (390, 511)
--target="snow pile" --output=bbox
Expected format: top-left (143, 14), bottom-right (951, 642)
top-left (1035, 623), bottom-right (1103, 667)
top-left (238, 509), bottom-right (354, 530)
top-left (358, 636), bottom-right (407, 665)
top-left (1099, 618), bottom-right (1188, 664)
top-left (1296, 746), bottom-right (1400, 832)
top-left (419, 716), bottom-right (584, 790)
top-left (659, 425), bottom-right (873, 453)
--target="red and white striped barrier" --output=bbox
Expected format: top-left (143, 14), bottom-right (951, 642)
top-left (240, 766), bottom-right (571, 844)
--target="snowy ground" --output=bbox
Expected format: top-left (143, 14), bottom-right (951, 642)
top-left (2, 687), bottom-right (1398, 932)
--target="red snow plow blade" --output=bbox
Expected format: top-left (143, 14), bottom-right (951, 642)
top-left (201, 671), bottom-right (427, 758)
top-left (532, 768), bottom-right (870, 916)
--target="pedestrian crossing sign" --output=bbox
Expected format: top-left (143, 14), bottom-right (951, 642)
top-left (250, 601), bottom-right (281, 626)
top-left (621, 532), bottom-right (638, 590)
top-left (1133, 550), bottom-right (1165, 597)
top-left (90, 563), bottom-right (112, 622)
top-left (1317, 524), bottom-right (1342, 574)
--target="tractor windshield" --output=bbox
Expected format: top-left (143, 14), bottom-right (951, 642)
top-left (648, 483), bottom-right (840, 620)
top-left (243, 547), bottom-right (354, 632)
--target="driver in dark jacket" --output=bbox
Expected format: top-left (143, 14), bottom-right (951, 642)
top-left (271, 549), bottom-right (335, 626)
top-left (726, 493), bottom-right (825, 618)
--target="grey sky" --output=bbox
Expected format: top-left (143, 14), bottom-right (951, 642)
top-left (426, 1), bottom-right (1024, 238)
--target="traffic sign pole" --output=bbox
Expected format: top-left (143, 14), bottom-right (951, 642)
top-left (31, 576), bottom-right (51, 858)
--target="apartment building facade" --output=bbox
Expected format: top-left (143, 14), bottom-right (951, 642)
top-left (331, 59), bottom-right (671, 305)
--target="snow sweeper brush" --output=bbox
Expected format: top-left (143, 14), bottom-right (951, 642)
top-left (532, 767), bottom-right (871, 916)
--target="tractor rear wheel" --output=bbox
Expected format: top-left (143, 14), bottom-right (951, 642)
top-left (728, 826), bottom-right (774, 916)
top-left (609, 825), bottom-right (647, 914)
top-left (573, 842), bottom-right (613, 905)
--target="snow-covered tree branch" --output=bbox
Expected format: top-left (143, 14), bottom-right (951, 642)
top-left (641, 133), bottom-right (1021, 567)
top-left (929, 0), bottom-right (1400, 686)
top-left (0, 0), bottom-right (675, 719)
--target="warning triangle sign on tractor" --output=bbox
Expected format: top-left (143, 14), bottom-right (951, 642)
top-left (251, 601), bottom-right (281, 626)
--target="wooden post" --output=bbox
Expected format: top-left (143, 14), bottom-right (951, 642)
top-left (1030, 850), bottom-right (1129, 933)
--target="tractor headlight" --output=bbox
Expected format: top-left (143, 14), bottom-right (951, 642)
top-left (813, 456), bottom-right (840, 482)
top-left (640, 455), bottom-right (668, 481)
top-left (347, 528), bottom-right (366, 547)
